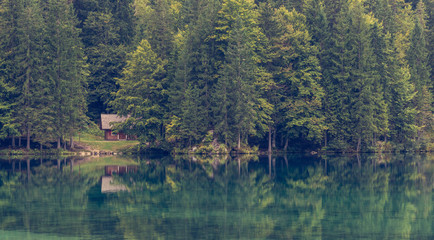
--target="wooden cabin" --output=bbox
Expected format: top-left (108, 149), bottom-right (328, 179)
top-left (100, 114), bottom-right (129, 140)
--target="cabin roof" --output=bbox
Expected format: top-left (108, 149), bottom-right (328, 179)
top-left (100, 114), bottom-right (128, 130)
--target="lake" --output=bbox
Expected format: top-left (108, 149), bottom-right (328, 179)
top-left (0, 153), bottom-right (432, 239)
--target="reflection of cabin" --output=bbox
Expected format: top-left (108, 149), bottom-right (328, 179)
top-left (101, 176), bottom-right (127, 193)
top-left (105, 165), bottom-right (138, 176)
top-left (100, 114), bottom-right (129, 140)
top-left (101, 165), bottom-right (138, 193)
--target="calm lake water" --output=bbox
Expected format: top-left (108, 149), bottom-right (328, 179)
top-left (0, 153), bottom-right (432, 239)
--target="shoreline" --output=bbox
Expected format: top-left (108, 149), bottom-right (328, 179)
top-left (1, 148), bottom-right (431, 158)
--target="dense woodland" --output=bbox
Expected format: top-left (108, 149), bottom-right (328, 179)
top-left (0, 0), bottom-right (432, 152)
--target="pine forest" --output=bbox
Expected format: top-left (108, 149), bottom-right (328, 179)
top-left (0, 0), bottom-right (432, 153)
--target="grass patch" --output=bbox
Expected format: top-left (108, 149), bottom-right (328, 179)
top-left (0, 148), bottom-right (72, 156)
top-left (76, 133), bottom-right (139, 153)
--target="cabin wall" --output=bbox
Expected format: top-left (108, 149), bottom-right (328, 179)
top-left (104, 130), bottom-right (128, 140)
top-left (103, 129), bottom-right (134, 140)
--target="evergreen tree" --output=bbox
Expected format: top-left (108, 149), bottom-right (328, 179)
top-left (382, 0), bottom-right (419, 148)
top-left (347, 0), bottom-right (388, 151)
top-left (320, 2), bottom-right (353, 150)
top-left (382, 34), bottom-right (418, 148)
top-left (74, 0), bottom-right (135, 44)
top-left (258, 2), bottom-right (280, 152)
top-left (0, 76), bottom-right (16, 140)
top-left (168, 28), bottom-right (207, 147)
top-left (134, 0), bottom-right (180, 58)
top-left (14, 0), bottom-right (46, 150)
top-left (407, 1), bottom-right (432, 146)
top-left (82, 11), bottom-right (126, 120)
top-left (0, 0), bottom-right (22, 145)
top-left (184, 0), bottom-right (221, 131)
top-left (303, 0), bottom-right (328, 59)
top-left (319, 1), bottom-right (389, 151)
top-left (180, 83), bottom-right (205, 146)
top-left (111, 39), bottom-right (168, 144)
top-left (213, 0), bottom-right (271, 149)
top-left (273, 7), bottom-right (326, 147)
top-left (45, 0), bottom-right (88, 148)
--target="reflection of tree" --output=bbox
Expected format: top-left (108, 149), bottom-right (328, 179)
top-left (111, 154), bottom-right (433, 239)
top-left (0, 154), bottom-right (432, 239)
top-left (316, 154), bottom-right (433, 239)
top-left (0, 158), bottom-right (99, 238)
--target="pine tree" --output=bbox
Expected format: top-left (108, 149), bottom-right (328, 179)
top-left (303, 0), bottom-right (329, 49)
top-left (82, 11), bottom-right (126, 120)
top-left (45, 0), bottom-right (88, 148)
top-left (180, 83), bottom-right (206, 147)
top-left (318, 1), bottom-right (390, 151)
top-left (407, 1), bottom-right (432, 146)
top-left (273, 7), bottom-right (326, 147)
top-left (14, 0), bottom-right (46, 150)
top-left (382, 35), bottom-right (418, 148)
top-left (168, 28), bottom-right (207, 147)
top-left (0, 0), bottom-right (22, 145)
top-left (134, 0), bottom-right (180, 58)
top-left (347, 1), bottom-right (388, 151)
top-left (186, 0), bottom-right (221, 131)
top-left (319, 2), bottom-right (353, 150)
top-left (111, 39), bottom-right (168, 144)
top-left (257, 2), bottom-right (280, 152)
top-left (213, 0), bottom-right (271, 149)
top-left (380, 0), bottom-right (419, 148)
top-left (0, 76), bottom-right (16, 140)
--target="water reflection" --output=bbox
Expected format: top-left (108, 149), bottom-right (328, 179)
top-left (0, 154), bottom-right (432, 239)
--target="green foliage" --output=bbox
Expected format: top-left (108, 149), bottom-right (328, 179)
top-left (0, 0), bottom-right (432, 152)
top-left (273, 7), bottom-right (326, 144)
top-left (111, 39), bottom-right (168, 143)
top-left (0, 77), bottom-right (16, 139)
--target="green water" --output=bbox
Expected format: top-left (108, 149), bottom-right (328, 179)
top-left (0, 154), bottom-right (432, 239)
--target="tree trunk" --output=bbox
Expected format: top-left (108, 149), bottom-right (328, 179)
top-left (272, 128), bottom-right (276, 148)
top-left (57, 137), bottom-right (61, 149)
top-left (238, 157), bottom-right (241, 176)
top-left (40, 143), bottom-right (42, 151)
top-left (70, 159), bottom-right (74, 174)
top-left (357, 137), bottom-right (361, 153)
top-left (70, 136), bottom-right (74, 149)
top-left (19, 137), bottom-right (21, 147)
top-left (268, 153), bottom-right (272, 177)
top-left (268, 126), bottom-right (272, 154)
top-left (284, 136), bottom-right (289, 152)
top-left (12, 136), bottom-right (15, 148)
top-left (238, 131), bottom-right (241, 150)
top-left (26, 126), bottom-right (30, 150)
top-left (27, 159), bottom-right (31, 182)
top-left (357, 154), bottom-right (361, 168)
top-left (324, 131), bottom-right (327, 148)
top-left (284, 154), bottom-right (288, 169)
top-left (325, 159), bottom-right (328, 175)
